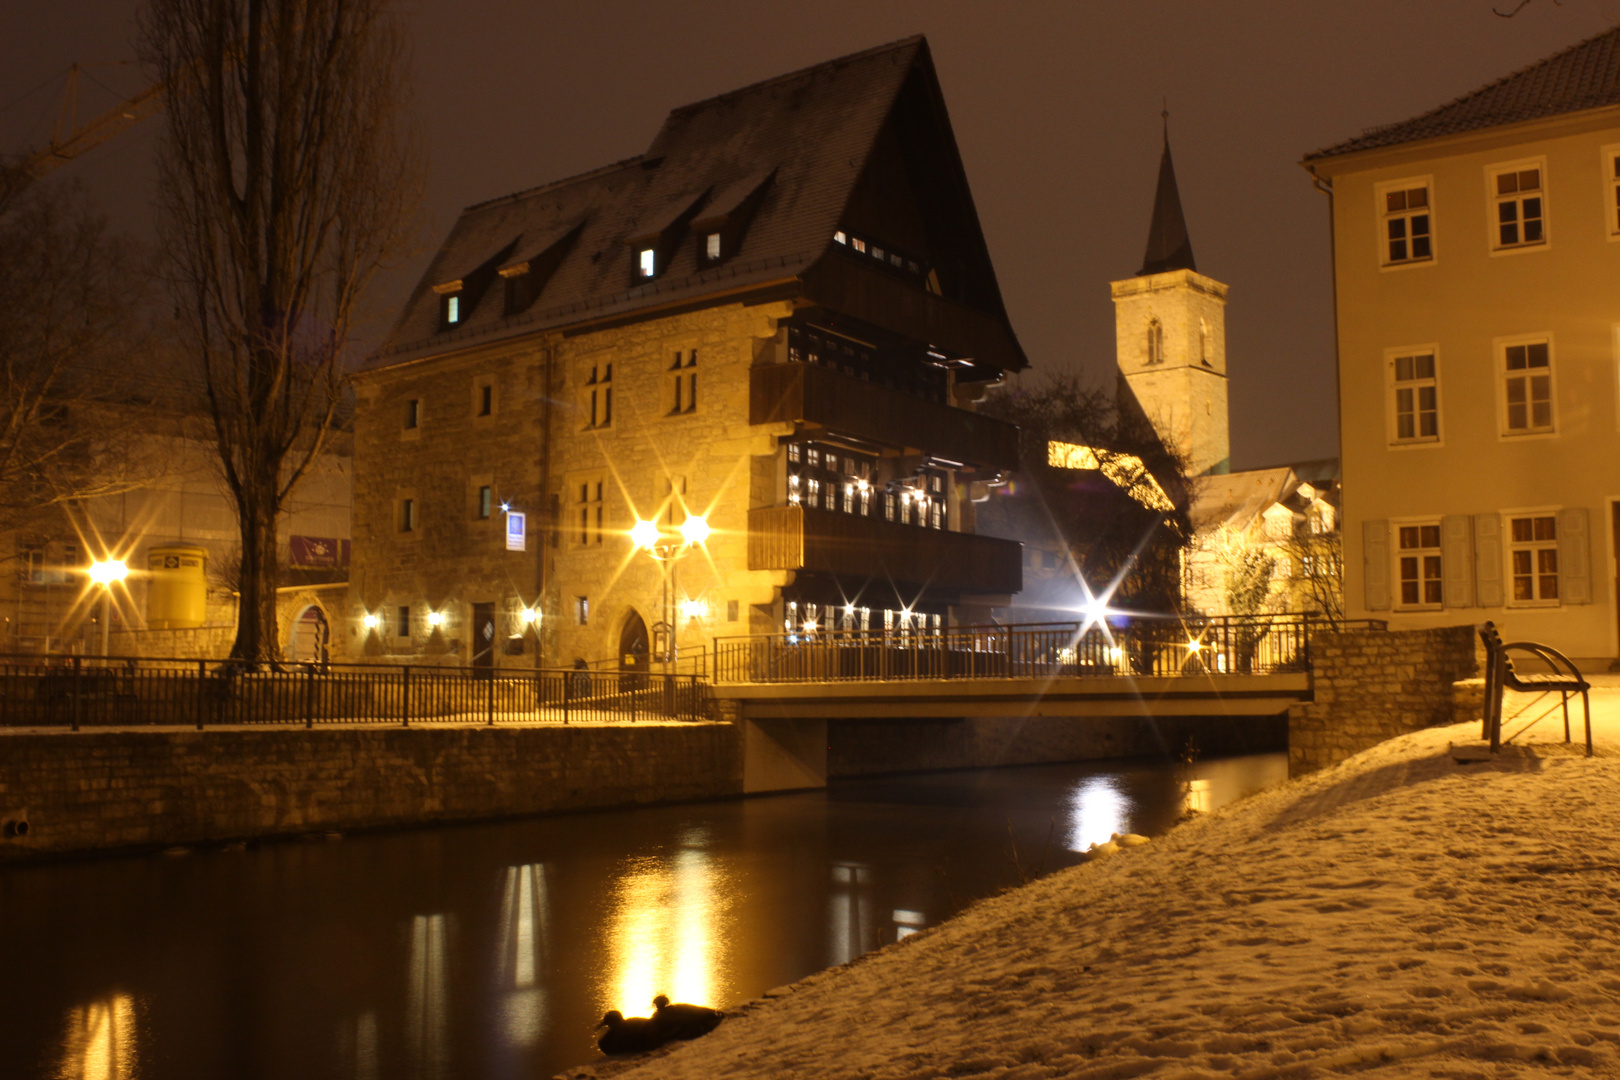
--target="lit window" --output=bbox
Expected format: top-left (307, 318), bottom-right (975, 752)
top-left (833, 230), bottom-right (847, 244)
top-left (575, 596), bottom-right (589, 626)
top-left (1509, 515), bottom-right (1558, 603)
top-left (1397, 524), bottom-right (1442, 607)
top-left (445, 294), bottom-right (460, 325)
top-left (852, 237), bottom-right (866, 254)
top-left (637, 248), bottom-right (656, 278)
top-left (1382, 183), bottom-right (1431, 264)
top-left (1492, 165), bottom-right (1544, 249)
top-left (705, 233), bottom-right (721, 260)
top-left (1502, 341), bottom-right (1553, 434)
top-left (1390, 351), bottom-right (1439, 443)
top-left (478, 485), bottom-right (492, 520)
top-left (1147, 318), bottom-right (1164, 365)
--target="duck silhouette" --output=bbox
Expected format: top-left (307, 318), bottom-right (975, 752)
top-left (650, 994), bottom-right (724, 1041)
top-left (595, 1009), bottom-right (664, 1056)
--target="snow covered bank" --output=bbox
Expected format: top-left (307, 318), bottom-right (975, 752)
top-left (567, 692), bottom-right (1620, 1079)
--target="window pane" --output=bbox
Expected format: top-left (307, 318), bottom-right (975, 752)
top-left (1511, 518), bottom-right (1533, 542)
top-left (1388, 218), bottom-right (1407, 240)
top-left (1499, 221), bottom-right (1519, 246)
top-left (1532, 399), bottom-right (1551, 429)
top-left (1407, 187), bottom-right (1428, 208)
top-left (1527, 343), bottom-right (1549, 367)
top-left (1412, 236), bottom-right (1431, 259)
top-left (1415, 355), bottom-right (1435, 379)
top-left (639, 248), bottom-right (656, 277)
top-left (1395, 356), bottom-right (1413, 381)
top-left (1520, 169), bottom-right (1540, 191)
top-left (1419, 412), bottom-right (1437, 438)
top-left (1425, 579), bottom-right (1443, 604)
top-left (1497, 173), bottom-right (1518, 196)
top-left (1420, 525), bottom-right (1440, 547)
top-left (1386, 190), bottom-right (1407, 212)
top-left (1506, 345), bottom-right (1526, 370)
top-left (1399, 526), bottom-right (1419, 549)
top-left (1524, 218), bottom-right (1543, 243)
top-left (1535, 516), bottom-right (1556, 541)
top-left (1389, 238), bottom-right (1407, 261)
top-left (1401, 581), bottom-right (1419, 604)
top-left (1411, 214), bottom-right (1430, 237)
top-left (1538, 548), bottom-right (1558, 573)
top-left (1541, 575), bottom-right (1559, 600)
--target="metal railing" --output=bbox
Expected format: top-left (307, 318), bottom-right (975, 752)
top-left (712, 615), bottom-right (1387, 685)
top-left (0, 655), bottom-right (711, 729)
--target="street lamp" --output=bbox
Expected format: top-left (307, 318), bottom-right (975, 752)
top-left (632, 513), bottom-right (710, 664)
top-left (87, 558), bottom-right (127, 657)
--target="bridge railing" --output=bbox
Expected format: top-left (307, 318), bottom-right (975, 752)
top-left (712, 616), bottom-right (1386, 685)
top-left (0, 655), bottom-right (711, 729)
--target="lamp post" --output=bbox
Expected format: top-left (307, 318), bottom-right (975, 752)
top-left (630, 513), bottom-right (709, 665)
top-left (87, 558), bottom-right (128, 658)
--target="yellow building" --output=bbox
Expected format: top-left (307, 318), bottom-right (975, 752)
top-left (350, 39), bottom-right (1025, 672)
top-left (1304, 27), bottom-right (1620, 666)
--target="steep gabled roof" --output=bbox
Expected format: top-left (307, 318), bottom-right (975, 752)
top-left (372, 37), bottom-right (1023, 371)
top-left (1307, 26), bottom-right (1620, 161)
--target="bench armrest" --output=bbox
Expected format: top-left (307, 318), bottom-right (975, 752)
top-left (1499, 640), bottom-right (1589, 688)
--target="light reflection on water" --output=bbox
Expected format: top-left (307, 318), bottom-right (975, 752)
top-left (56, 993), bottom-right (137, 1080)
top-left (601, 829), bottom-right (731, 1017)
top-left (13, 752), bottom-right (1287, 1080)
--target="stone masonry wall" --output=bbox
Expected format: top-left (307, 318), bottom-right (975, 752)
top-left (0, 723), bottom-right (741, 861)
top-left (1288, 624), bottom-right (1477, 776)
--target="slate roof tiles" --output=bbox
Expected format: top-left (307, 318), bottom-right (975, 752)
top-left (1307, 26), bottom-right (1620, 161)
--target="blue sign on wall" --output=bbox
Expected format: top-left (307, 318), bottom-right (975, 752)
top-left (506, 512), bottom-right (526, 552)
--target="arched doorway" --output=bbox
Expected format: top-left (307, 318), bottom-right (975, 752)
top-left (287, 604), bottom-right (330, 665)
top-left (618, 611), bottom-right (649, 690)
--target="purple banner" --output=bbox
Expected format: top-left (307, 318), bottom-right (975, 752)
top-left (290, 536), bottom-right (350, 568)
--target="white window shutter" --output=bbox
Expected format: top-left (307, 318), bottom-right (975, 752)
top-left (1441, 515), bottom-right (1474, 608)
top-left (1558, 507), bottom-right (1592, 604)
top-left (1362, 519), bottom-right (1391, 611)
top-left (1474, 513), bottom-right (1504, 607)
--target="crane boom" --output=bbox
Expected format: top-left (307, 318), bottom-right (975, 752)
top-left (21, 79), bottom-right (166, 181)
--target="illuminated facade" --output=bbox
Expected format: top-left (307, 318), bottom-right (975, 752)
top-left (1305, 27), bottom-right (1620, 663)
top-left (351, 38), bottom-right (1025, 670)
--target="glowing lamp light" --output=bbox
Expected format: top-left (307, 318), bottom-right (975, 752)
top-left (519, 608), bottom-right (539, 625)
top-left (427, 611), bottom-right (445, 628)
top-left (1108, 646), bottom-right (1123, 662)
top-left (87, 559), bottom-right (127, 587)
top-left (844, 604), bottom-right (855, 615)
top-left (500, 501), bottom-right (511, 514)
top-left (363, 614), bottom-right (380, 629)
top-left (679, 514), bottom-right (711, 545)
top-left (1186, 639), bottom-right (1202, 653)
top-left (630, 519), bottom-right (661, 551)
top-left (802, 618), bottom-right (818, 632)
top-left (679, 599), bottom-right (707, 620)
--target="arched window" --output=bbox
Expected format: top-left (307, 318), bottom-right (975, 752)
top-left (1199, 317), bottom-right (1212, 367)
top-left (1147, 318), bottom-right (1164, 365)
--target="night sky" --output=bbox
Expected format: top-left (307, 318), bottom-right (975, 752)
top-left (3, 0), bottom-right (1615, 469)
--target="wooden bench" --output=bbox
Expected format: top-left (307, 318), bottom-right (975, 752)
top-left (1479, 620), bottom-right (1592, 757)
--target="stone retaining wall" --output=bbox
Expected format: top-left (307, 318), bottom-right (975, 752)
top-left (1287, 624), bottom-right (1477, 776)
top-left (0, 722), bottom-right (740, 861)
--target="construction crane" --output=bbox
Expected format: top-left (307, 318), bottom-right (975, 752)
top-left (7, 63), bottom-right (165, 186)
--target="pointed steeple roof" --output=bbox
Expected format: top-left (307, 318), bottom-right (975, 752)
top-left (1137, 127), bottom-right (1197, 277)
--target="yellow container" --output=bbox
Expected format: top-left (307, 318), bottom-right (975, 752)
top-left (146, 544), bottom-right (209, 629)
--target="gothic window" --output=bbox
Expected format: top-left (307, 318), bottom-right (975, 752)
top-left (1147, 318), bottom-right (1164, 365)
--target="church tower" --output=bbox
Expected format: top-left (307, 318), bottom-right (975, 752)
top-left (1112, 129), bottom-right (1230, 477)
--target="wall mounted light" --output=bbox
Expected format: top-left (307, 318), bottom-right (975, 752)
top-left (519, 608), bottom-right (539, 625)
top-left (363, 614), bottom-right (379, 629)
top-left (427, 611), bottom-right (445, 628)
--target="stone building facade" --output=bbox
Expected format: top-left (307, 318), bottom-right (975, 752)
top-left (351, 38), bottom-right (1026, 672)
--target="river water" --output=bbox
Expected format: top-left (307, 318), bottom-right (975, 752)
top-left (1, 752), bottom-right (1286, 1080)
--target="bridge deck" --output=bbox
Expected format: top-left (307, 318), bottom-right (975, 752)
top-left (717, 672), bottom-right (1311, 719)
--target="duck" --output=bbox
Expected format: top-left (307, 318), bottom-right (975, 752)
top-left (651, 994), bottom-right (724, 1041)
top-left (595, 1009), bottom-right (665, 1056)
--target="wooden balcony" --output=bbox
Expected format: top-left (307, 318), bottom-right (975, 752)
top-left (747, 505), bottom-right (1022, 595)
top-left (750, 362), bottom-right (1019, 471)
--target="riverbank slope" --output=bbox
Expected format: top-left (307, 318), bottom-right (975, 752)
top-left (578, 699), bottom-right (1620, 1078)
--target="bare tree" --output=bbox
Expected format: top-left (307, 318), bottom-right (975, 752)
top-left (141, 0), bottom-right (418, 663)
top-left (0, 182), bottom-right (157, 542)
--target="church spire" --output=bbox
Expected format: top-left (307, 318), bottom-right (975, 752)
top-left (1137, 117), bottom-right (1197, 277)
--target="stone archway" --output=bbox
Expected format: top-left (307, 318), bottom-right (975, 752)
top-left (287, 603), bottom-right (330, 664)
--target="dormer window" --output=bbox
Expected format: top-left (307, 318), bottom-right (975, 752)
top-left (637, 247), bottom-right (657, 279)
top-left (705, 233), bottom-right (721, 260)
top-left (433, 279), bottom-right (465, 331)
top-left (502, 265), bottom-right (532, 315)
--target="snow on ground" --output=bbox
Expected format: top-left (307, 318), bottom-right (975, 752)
top-left (567, 686), bottom-right (1620, 1079)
